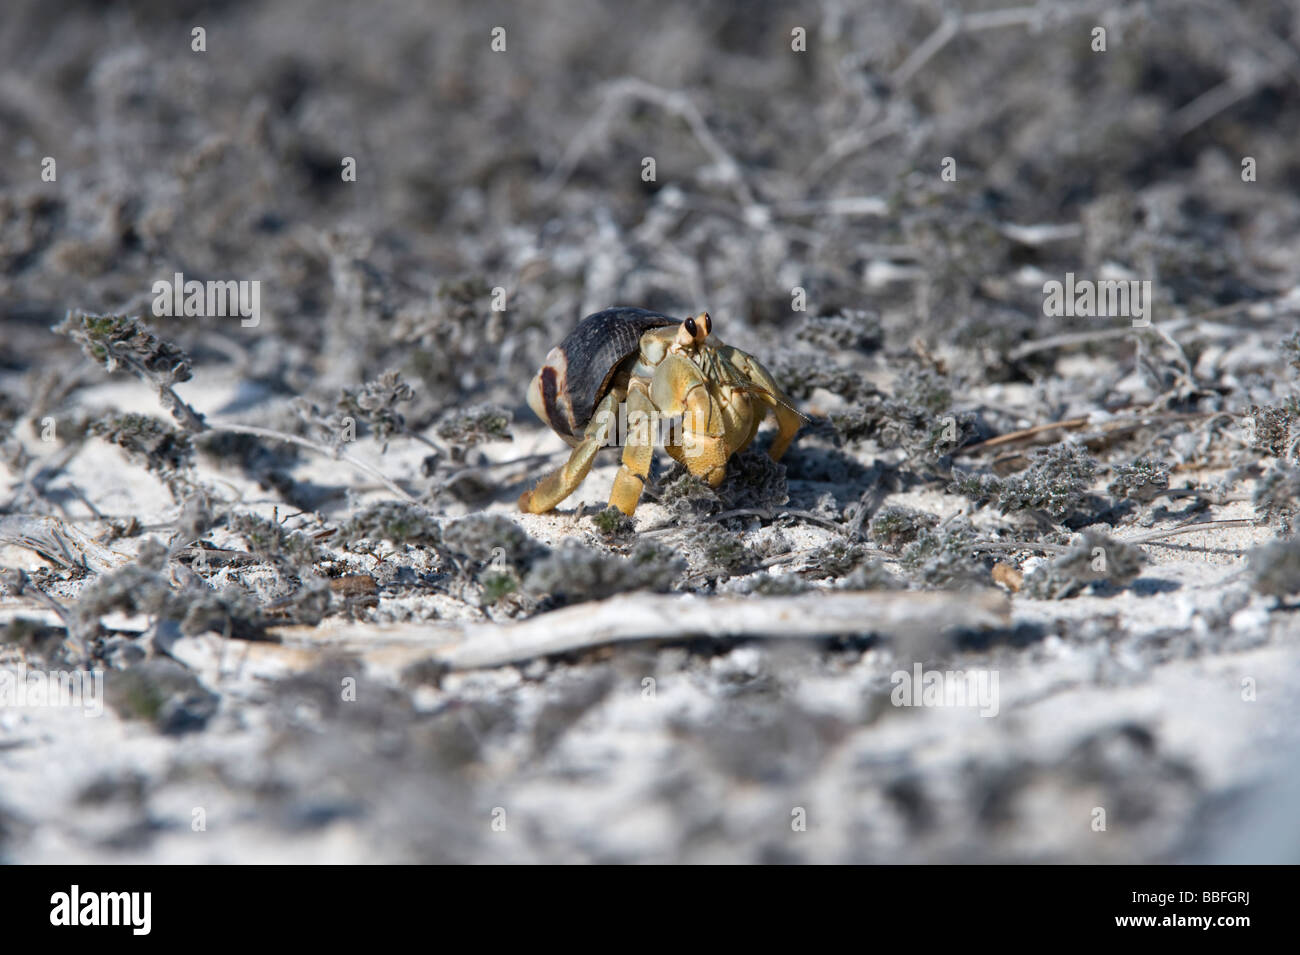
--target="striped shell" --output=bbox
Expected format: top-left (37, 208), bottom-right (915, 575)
top-left (526, 307), bottom-right (679, 444)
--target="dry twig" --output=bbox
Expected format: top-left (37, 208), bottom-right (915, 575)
top-left (268, 589), bottom-right (1010, 670)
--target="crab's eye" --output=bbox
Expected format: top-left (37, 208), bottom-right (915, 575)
top-left (684, 317), bottom-right (697, 337)
top-left (703, 313), bottom-right (712, 335)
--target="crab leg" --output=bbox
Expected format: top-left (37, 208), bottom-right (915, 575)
top-left (609, 385), bottom-right (658, 515)
top-left (518, 391), bottom-right (618, 513)
top-left (719, 347), bottom-right (803, 461)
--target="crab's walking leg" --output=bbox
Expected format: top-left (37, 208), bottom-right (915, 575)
top-left (722, 347), bottom-right (803, 460)
top-left (653, 355), bottom-right (730, 487)
top-left (609, 385), bottom-right (657, 515)
top-left (518, 391), bottom-right (618, 513)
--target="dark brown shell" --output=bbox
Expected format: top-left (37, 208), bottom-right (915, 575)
top-left (529, 307), bottom-right (679, 441)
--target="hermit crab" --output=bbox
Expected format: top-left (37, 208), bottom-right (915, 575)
top-left (519, 307), bottom-right (804, 516)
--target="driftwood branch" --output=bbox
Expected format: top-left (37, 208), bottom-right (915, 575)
top-left (0, 515), bottom-right (133, 572)
top-left (958, 410), bottom-right (1218, 455)
top-left (268, 590), bottom-right (1010, 671)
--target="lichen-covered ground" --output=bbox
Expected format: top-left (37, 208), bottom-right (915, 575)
top-left (2, 0), bottom-right (1300, 863)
